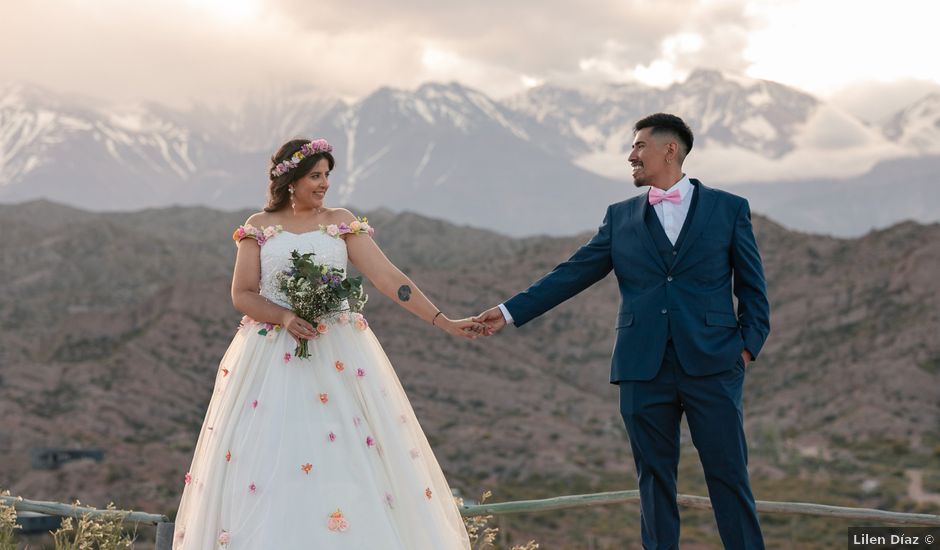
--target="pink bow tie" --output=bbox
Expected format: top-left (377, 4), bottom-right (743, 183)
top-left (648, 188), bottom-right (681, 205)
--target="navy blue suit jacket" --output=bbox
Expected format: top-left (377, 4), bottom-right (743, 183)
top-left (504, 180), bottom-right (770, 383)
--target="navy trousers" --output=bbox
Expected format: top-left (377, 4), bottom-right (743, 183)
top-left (619, 341), bottom-right (765, 550)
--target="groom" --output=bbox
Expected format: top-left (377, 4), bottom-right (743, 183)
top-left (476, 113), bottom-right (770, 549)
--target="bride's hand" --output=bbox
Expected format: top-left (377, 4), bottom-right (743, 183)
top-left (436, 315), bottom-right (486, 340)
top-left (281, 311), bottom-right (316, 342)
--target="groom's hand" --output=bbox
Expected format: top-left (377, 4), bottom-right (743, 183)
top-left (741, 349), bottom-right (753, 367)
top-left (474, 306), bottom-right (506, 335)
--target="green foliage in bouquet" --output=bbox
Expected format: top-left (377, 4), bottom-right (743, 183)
top-left (278, 250), bottom-right (369, 357)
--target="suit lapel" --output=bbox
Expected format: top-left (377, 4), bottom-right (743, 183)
top-left (630, 194), bottom-right (668, 273)
top-left (672, 179), bottom-right (717, 269)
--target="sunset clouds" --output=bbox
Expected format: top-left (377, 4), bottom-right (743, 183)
top-left (2, 0), bottom-right (938, 116)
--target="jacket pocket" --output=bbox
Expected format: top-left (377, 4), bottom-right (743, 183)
top-left (616, 313), bottom-right (634, 328)
top-left (705, 311), bottom-right (738, 328)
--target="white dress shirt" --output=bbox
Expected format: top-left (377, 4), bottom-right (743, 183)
top-left (499, 175), bottom-right (695, 325)
top-left (652, 174), bottom-right (694, 246)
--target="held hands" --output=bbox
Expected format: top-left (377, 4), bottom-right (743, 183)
top-left (472, 306), bottom-right (507, 335)
top-left (434, 314), bottom-right (488, 340)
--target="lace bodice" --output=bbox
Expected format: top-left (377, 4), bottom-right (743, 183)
top-left (259, 231), bottom-right (350, 308)
top-left (233, 218), bottom-right (373, 310)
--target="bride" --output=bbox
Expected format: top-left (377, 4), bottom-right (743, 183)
top-left (173, 138), bottom-right (478, 549)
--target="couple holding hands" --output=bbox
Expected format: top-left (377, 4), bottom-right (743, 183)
top-left (173, 112), bottom-right (769, 550)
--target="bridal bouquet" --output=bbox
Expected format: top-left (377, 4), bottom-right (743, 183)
top-left (277, 250), bottom-right (368, 357)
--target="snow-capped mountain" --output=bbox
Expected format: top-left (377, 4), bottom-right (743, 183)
top-left (0, 82), bottom-right (254, 209)
top-left (508, 69), bottom-right (818, 160)
top-left (1, 72), bottom-right (938, 237)
top-left (181, 89), bottom-right (346, 153)
top-left (315, 82), bottom-right (623, 235)
top-left (508, 69), bottom-right (904, 184)
top-left (883, 93), bottom-right (940, 154)
top-left (0, 83), bottom-right (200, 184)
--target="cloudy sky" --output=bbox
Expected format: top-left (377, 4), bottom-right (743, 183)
top-left (2, 0), bottom-right (939, 120)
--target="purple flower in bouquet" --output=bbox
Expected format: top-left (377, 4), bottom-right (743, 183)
top-left (277, 250), bottom-right (368, 358)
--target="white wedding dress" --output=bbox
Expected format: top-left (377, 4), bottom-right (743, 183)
top-left (173, 225), bottom-right (471, 549)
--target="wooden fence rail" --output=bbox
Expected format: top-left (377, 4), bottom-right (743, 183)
top-left (0, 495), bottom-right (167, 524)
top-left (4, 490), bottom-right (940, 550)
top-left (458, 490), bottom-right (940, 526)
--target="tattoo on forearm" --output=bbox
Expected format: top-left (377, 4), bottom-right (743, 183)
top-left (397, 285), bottom-right (412, 302)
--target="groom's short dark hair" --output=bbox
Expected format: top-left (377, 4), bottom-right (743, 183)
top-left (634, 113), bottom-right (694, 164)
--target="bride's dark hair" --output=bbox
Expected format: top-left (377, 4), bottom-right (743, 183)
top-left (264, 138), bottom-right (336, 212)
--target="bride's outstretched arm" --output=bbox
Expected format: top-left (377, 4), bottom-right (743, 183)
top-left (231, 237), bottom-right (317, 342)
top-left (344, 221), bottom-right (484, 340)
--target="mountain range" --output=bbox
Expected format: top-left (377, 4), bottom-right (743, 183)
top-left (1, 70), bottom-right (939, 237)
top-left (0, 201), bottom-right (937, 548)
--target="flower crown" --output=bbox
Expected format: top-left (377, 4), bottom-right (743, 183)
top-left (271, 138), bottom-right (333, 178)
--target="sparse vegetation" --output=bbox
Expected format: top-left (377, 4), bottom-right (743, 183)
top-left (1, 205), bottom-right (938, 548)
top-left (461, 491), bottom-right (539, 550)
top-left (0, 492), bottom-right (136, 550)
top-left (0, 491), bottom-right (19, 550)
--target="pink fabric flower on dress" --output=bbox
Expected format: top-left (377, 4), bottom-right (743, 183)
top-left (325, 224), bottom-right (340, 237)
top-left (319, 393), bottom-right (329, 404)
top-left (284, 352), bottom-right (292, 363)
top-left (252, 399), bottom-right (258, 409)
top-left (328, 431), bottom-right (336, 442)
top-left (385, 492), bottom-right (395, 508)
top-left (356, 368), bottom-right (365, 378)
top-left (184, 472), bottom-right (192, 485)
top-left (301, 463), bottom-right (313, 474)
top-left (354, 314), bottom-right (369, 331)
top-left (328, 509), bottom-right (348, 532)
top-left (425, 487), bottom-right (433, 500)
top-left (249, 482), bottom-right (256, 494)
top-left (335, 360), bottom-right (345, 372)
top-left (218, 530), bottom-right (230, 546)
top-left (225, 450), bottom-right (231, 462)
top-left (366, 436), bottom-right (375, 447)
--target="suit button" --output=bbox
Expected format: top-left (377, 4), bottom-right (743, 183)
top-left (672, 250), bottom-right (678, 256)
top-left (667, 276), bottom-right (673, 282)
top-left (661, 308), bottom-right (667, 314)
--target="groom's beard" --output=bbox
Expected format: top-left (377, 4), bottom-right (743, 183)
top-left (633, 175), bottom-right (648, 188)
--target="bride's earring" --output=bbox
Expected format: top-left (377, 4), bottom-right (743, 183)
top-left (289, 186), bottom-right (296, 214)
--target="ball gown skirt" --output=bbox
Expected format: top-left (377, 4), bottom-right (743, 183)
top-left (172, 313), bottom-right (471, 549)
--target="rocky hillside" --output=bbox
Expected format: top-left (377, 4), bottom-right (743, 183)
top-left (0, 200), bottom-right (937, 548)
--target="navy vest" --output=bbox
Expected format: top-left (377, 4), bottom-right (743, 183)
top-left (643, 185), bottom-right (700, 269)
top-left (644, 187), bottom-right (700, 340)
